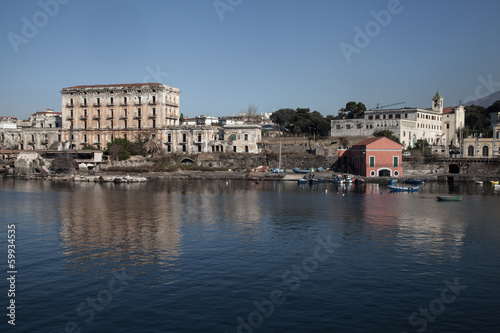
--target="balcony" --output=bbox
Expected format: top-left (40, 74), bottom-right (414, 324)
top-left (66, 116), bottom-right (74, 121)
top-left (106, 114), bottom-right (114, 119)
top-left (93, 115), bottom-right (101, 119)
top-left (80, 115), bottom-right (88, 120)
top-left (149, 101), bottom-right (157, 105)
top-left (120, 103), bottom-right (128, 106)
top-left (133, 114), bottom-right (142, 119)
top-left (134, 102), bottom-right (142, 106)
top-left (80, 104), bottom-right (88, 107)
top-left (93, 103), bottom-right (101, 107)
top-left (107, 103), bottom-right (115, 107)
top-left (66, 104), bottom-right (75, 107)
top-left (119, 114), bottom-right (128, 119)
top-left (165, 101), bottom-right (178, 107)
top-left (148, 114), bottom-right (156, 118)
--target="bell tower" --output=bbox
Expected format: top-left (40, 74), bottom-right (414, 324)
top-left (432, 90), bottom-right (443, 113)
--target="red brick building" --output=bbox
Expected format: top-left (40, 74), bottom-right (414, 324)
top-left (338, 137), bottom-right (403, 177)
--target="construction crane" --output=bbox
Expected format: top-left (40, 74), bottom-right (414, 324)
top-left (375, 102), bottom-right (406, 110)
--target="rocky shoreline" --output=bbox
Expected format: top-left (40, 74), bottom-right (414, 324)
top-left (7, 170), bottom-right (500, 184)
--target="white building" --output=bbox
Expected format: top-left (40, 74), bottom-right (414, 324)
top-left (195, 115), bottom-right (219, 126)
top-left (330, 92), bottom-right (465, 149)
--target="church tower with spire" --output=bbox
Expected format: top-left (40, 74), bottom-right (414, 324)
top-left (432, 90), bottom-right (443, 113)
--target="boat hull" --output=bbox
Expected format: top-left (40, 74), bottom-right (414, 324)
top-left (436, 196), bottom-right (462, 201)
top-left (292, 168), bottom-right (311, 174)
top-left (388, 185), bottom-right (418, 192)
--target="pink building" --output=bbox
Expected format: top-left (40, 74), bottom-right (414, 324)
top-left (338, 137), bottom-right (403, 177)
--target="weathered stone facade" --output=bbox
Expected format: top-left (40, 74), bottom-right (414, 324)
top-left (331, 92), bottom-right (465, 150)
top-left (1, 110), bottom-right (63, 150)
top-left (2, 83), bottom-right (263, 155)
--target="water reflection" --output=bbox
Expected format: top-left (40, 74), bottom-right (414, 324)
top-left (58, 182), bottom-right (183, 275)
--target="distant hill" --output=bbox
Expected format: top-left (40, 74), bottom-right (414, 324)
top-left (464, 90), bottom-right (500, 108)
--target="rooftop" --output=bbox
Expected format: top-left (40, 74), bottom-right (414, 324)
top-left (62, 83), bottom-right (165, 90)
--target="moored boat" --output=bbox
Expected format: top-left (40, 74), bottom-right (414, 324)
top-left (436, 195), bottom-right (462, 201)
top-left (297, 179), bottom-right (308, 184)
top-left (292, 167), bottom-right (311, 174)
top-left (490, 181), bottom-right (499, 185)
top-left (353, 178), bottom-right (366, 184)
top-left (474, 180), bottom-right (483, 185)
top-left (388, 185), bottom-right (419, 192)
top-left (333, 176), bottom-right (344, 184)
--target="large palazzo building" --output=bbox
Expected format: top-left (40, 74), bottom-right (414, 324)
top-left (60, 83), bottom-right (180, 149)
top-left (1, 83), bottom-right (262, 154)
top-left (331, 92), bottom-right (465, 151)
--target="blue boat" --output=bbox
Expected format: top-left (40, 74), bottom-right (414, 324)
top-left (388, 185), bottom-right (419, 192)
top-left (297, 179), bottom-right (308, 184)
top-left (292, 167), bottom-right (311, 174)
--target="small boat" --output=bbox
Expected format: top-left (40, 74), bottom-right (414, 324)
top-left (490, 181), bottom-right (499, 185)
top-left (333, 176), bottom-right (344, 184)
top-left (297, 179), bottom-right (308, 184)
top-left (388, 185), bottom-right (419, 192)
top-left (308, 179), bottom-right (318, 184)
top-left (353, 178), bottom-right (366, 184)
top-left (494, 184), bottom-right (500, 191)
top-left (403, 179), bottom-right (425, 185)
top-left (436, 195), bottom-right (462, 201)
top-left (292, 167), bottom-right (311, 174)
top-left (344, 175), bottom-right (353, 183)
top-left (474, 180), bottom-right (483, 185)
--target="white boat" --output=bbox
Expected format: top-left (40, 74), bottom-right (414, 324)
top-left (475, 180), bottom-right (483, 185)
top-left (494, 184), bottom-right (500, 191)
top-left (333, 176), bottom-right (344, 184)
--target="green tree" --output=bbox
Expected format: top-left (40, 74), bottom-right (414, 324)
top-left (51, 153), bottom-right (76, 173)
top-left (339, 101), bottom-right (366, 119)
top-left (270, 108), bottom-right (296, 132)
top-left (465, 105), bottom-right (490, 137)
top-left (415, 139), bottom-right (429, 149)
top-left (179, 113), bottom-right (185, 125)
top-left (486, 100), bottom-right (500, 115)
top-left (372, 130), bottom-right (400, 143)
top-left (106, 138), bottom-right (133, 161)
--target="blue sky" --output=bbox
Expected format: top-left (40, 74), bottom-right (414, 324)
top-left (1, 0), bottom-right (500, 119)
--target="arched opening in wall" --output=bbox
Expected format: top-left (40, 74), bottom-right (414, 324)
top-left (378, 169), bottom-right (391, 177)
top-left (449, 164), bottom-right (460, 174)
top-left (180, 158), bottom-right (195, 165)
top-left (468, 146), bottom-right (474, 156)
top-left (482, 146), bottom-right (489, 157)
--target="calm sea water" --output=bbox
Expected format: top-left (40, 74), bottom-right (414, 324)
top-left (1, 177), bottom-right (500, 333)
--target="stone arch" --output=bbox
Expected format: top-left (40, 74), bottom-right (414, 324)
top-left (449, 164), bottom-right (460, 174)
top-left (378, 168), bottom-right (391, 177)
top-left (481, 145), bottom-right (490, 157)
top-left (180, 158), bottom-right (195, 164)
